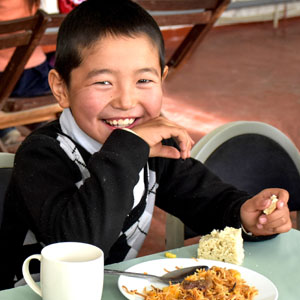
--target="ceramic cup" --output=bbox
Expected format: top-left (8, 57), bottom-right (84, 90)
top-left (22, 242), bottom-right (104, 300)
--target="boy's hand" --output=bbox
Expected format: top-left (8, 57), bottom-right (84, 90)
top-left (132, 116), bottom-right (194, 159)
top-left (240, 188), bottom-right (292, 236)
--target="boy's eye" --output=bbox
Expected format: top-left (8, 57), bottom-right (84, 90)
top-left (95, 81), bottom-right (111, 85)
top-left (137, 79), bottom-right (152, 84)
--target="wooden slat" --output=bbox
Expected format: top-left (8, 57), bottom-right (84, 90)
top-left (47, 13), bottom-right (66, 28)
top-left (0, 104), bottom-right (63, 129)
top-left (166, 0), bottom-right (231, 68)
top-left (0, 15), bottom-right (40, 34)
top-left (40, 33), bottom-right (58, 46)
top-left (134, 0), bottom-right (219, 11)
top-left (39, 14), bottom-right (65, 45)
top-left (3, 94), bottom-right (56, 112)
top-left (153, 11), bottom-right (211, 27)
top-left (0, 32), bottom-right (32, 49)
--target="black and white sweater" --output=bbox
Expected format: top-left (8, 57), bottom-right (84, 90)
top-left (0, 109), bottom-right (251, 289)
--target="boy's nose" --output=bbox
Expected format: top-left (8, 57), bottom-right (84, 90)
top-left (112, 88), bottom-right (137, 110)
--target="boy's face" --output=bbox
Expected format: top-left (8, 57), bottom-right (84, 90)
top-left (51, 34), bottom-right (168, 144)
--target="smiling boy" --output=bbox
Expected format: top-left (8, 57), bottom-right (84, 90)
top-left (0, 0), bottom-right (291, 289)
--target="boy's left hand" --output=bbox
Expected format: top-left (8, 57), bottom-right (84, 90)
top-left (240, 188), bottom-right (292, 236)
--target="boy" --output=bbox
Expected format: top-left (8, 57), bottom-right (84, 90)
top-left (0, 0), bottom-right (291, 289)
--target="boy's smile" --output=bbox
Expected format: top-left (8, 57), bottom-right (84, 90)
top-left (103, 118), bottom-right (136, 128)
top-left (50, 34), bottom-right (168, 144)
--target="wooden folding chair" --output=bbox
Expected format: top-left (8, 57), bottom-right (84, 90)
top-left (135, 0), bottom-right (230, 70)
top-left (0, 10), bottom-right (65, 130)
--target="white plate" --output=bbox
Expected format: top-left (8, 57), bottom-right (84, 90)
top-left (118, 258), bottom-right (278, 300)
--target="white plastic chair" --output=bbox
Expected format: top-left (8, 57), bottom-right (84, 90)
top-left (166, 121), bottom-right (300, 249)
top-left (0, 153), bottom-right (15, 225)
top-left (0, 153), bottom-right (15, 168)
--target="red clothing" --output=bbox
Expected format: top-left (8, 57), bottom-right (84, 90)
top-left (58, 0), bottom-right (86, 13)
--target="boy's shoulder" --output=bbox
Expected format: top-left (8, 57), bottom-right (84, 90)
top-left (17, 120), bottom-right (63, 153)
top-left (26, 120), bottom-right (62, 142)
top-left (17, 120), bottom-right (90, 163)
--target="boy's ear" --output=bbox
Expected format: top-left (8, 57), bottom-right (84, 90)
top-left (162, 66), bottom-right (169, 81)
top-left (48, 69), bottom-right (70, 108)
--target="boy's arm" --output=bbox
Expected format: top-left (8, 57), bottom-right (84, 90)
top-left (153, 142), bottom-right (250, 235)
top-left (154, 146), bottom-right (288, 240)
top-left (13, 129), bottom-right (149, 258)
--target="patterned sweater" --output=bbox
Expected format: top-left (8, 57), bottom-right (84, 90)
top-left (0, 111), bottom-right (252, 289)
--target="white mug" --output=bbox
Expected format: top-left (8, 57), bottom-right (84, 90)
top-left (22, 242), bottom-right (104, 300)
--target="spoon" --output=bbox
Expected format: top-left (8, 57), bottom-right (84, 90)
top-left (104, 265), bottom-right (209, 284)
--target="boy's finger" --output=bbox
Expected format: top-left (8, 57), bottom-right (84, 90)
top-left (174, 131), bottom-right (194, 152)
top-left (243, 196), bottom-right (271, 213)
top-left (258, 219), bottom-right (292, 234)
top-left (149, 144), bottom-right (181, 159)
top-left (261, 188), bottom-right (289, 205)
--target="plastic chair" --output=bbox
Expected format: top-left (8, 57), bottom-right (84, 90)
top-left (0, 153), bottom-right (15, 225)
top-left (166, 121), bottom-right (300, 249)
top-left (0, 152), bottom-right (42, 289)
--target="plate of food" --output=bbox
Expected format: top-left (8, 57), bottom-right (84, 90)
top-left (118, 258), bottom-right (278, 300)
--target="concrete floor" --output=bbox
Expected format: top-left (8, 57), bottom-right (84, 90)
top-left (138, 17), bottom-right (300, 257)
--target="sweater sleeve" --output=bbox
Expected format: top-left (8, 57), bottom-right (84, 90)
top-left (13, 129), bottom-right (149, 258)
top-left (153, 142), bottom-right (251, 235)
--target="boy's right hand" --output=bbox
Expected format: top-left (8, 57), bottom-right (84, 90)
top-left (131, 116), bottom-right (194, 159)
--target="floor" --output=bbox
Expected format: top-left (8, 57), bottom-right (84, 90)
top-left (5, 17), bottom-right (300, 257)
top-left (138, 17), bottom-right (300, 257)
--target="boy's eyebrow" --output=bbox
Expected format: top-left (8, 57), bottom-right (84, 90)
top-left (86, 67), bottom-right (159, 79)
top-left (136, 68), bottom-right (159, 77)
top-left (86, 69), bottom-right (113, 79)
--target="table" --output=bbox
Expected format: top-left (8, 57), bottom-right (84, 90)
top-left (0, 229), bottom-right (299, 300)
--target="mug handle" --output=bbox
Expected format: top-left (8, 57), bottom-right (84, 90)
top-left (22, 254), bottom-right (42, 297)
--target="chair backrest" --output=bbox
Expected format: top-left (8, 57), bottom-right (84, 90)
top-left (0, 10), bottom-right (65, 129)
top-left (191, 121), bottom-right (300, 211)
top-left (0, 153), bottom-right (15, 225)
top-left (135, 0), bottom-right (230, 70)
top-left (0, 10), bottom-right (49, 104)
top-left (166, 121), bottom-right (300, 249)
top-left (0, 152), bottom-right (42, 289)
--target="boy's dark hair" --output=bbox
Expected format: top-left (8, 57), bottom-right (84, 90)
top-left (55, 0), bottom-right (165, 86)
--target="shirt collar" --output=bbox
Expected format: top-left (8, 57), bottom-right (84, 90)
top-left (59, 108), bottom-right (102, 154)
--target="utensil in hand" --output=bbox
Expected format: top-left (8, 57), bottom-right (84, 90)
top-left (105, 264), bottom-right (209, 284)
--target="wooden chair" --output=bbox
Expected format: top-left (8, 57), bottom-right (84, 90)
top-left (0, 10), bottom-right (65, 130)
top-left (135, 0), bottom-right (231, 71)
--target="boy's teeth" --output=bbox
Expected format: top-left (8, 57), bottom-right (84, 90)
top-left (105, 118), bottom-right (135, 127)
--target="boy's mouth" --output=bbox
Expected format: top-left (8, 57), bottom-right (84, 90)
top-left (103, 118), bottom-right (136, 128)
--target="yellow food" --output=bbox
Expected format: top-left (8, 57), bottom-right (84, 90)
top-left (165, 252), bottom-right (177, 258)
top-left (138, 266), bottom-right (258, 300)
top-left (263, 195), bottom-right (278, 215)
